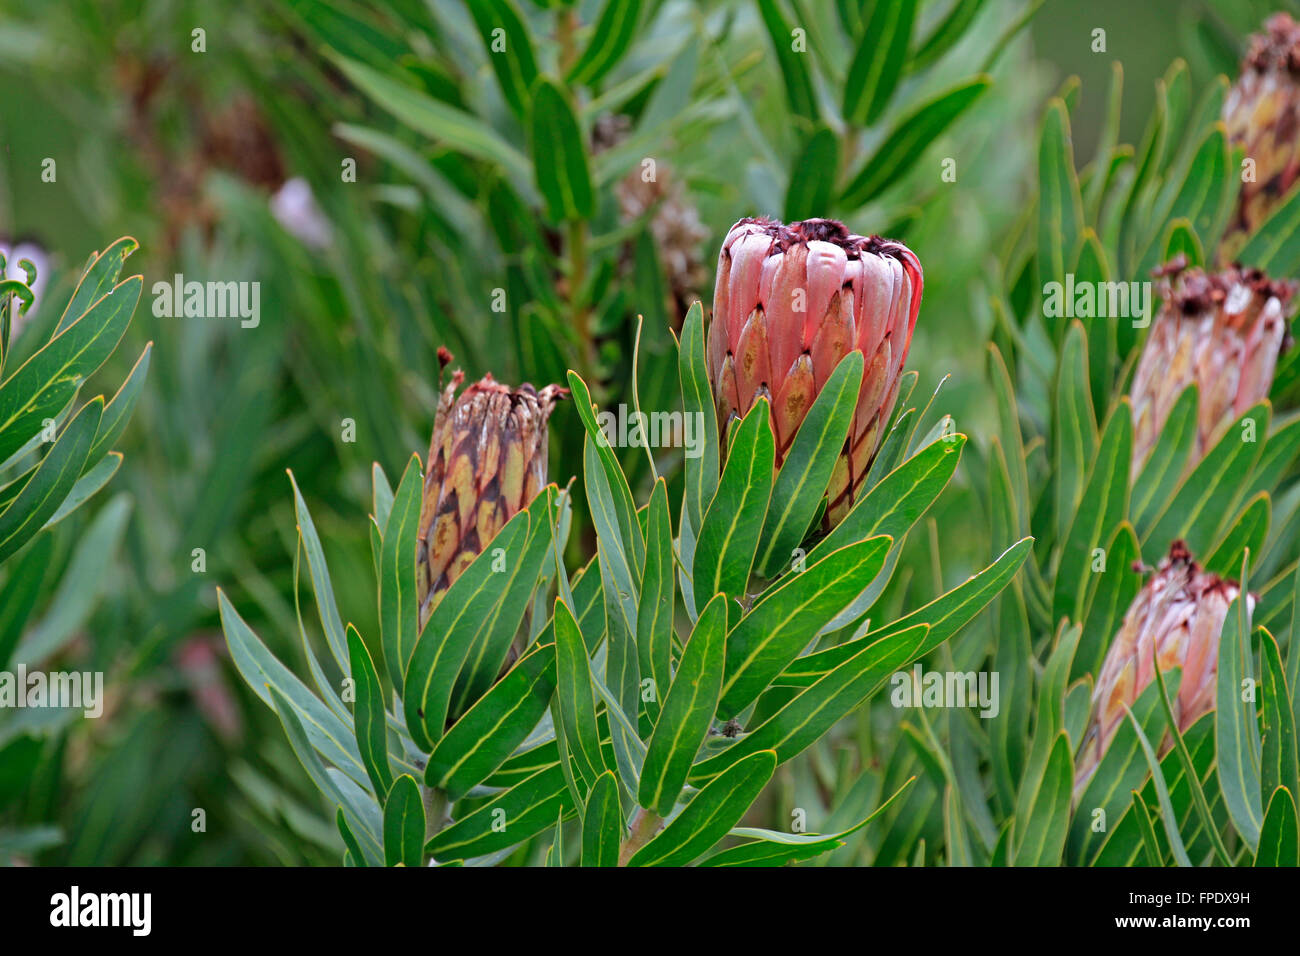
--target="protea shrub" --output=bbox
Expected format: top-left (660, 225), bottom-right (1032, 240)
top-left (216, 213), bottom-right (1024, 867)
top-left (1074, 542), bottom-right (1247, 796)
top-left (1129, 259), bottom-right (1295, 475)
top-left (708, 217), bottom-right (923, 528)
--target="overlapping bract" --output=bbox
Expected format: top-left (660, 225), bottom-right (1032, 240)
top-left (1074, 542), bottom-right (1247, 795)
top-left (707, 217), bottom-right (923, 527)
top-left (1222, 13), bottom-right (1300, 260)
top-left (1129, 260), bottom-right (1295, 475)
top-left (416, 358), bottom-right (566, 628)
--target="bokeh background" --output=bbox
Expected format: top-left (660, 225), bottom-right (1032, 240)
top-left (0, 0), bottom-right (1280, 864)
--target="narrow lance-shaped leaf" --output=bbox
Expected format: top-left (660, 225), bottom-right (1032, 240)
top-left (842, 0), bottom-right (916, 126)
top-left (693, 398), bottom-right (775, 602)
top-left (628, 751), bottom-right (778, 867)
top-left (756, 351), bottom-right (862, 577)
top-left (720, 536), bottom-right (891, 716)
top-left (383, 775), bottom-right (425, 867)
top-left (639, 594), bottom-right (728, 816)
top-left (553, 598), bottom-right (607, 790)
top-left (581, 770), bottom-right (623, 867)
top-left (529, 78), bottom-right (594, 222)
top-left (347, 625), bottom-right (393, 800)
top-left (380, 454), bottom-right (421, 689)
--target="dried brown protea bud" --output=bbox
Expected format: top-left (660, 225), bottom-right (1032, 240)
top-left (416, 361), bottom-right (567, 629)
top-left (708, 217), bottom-right (923, 528)
top-left (1129, 260), bottom-right (1295, 476)
top-left (1221, 13), bottom-right (1300, 260)
top-left (1074, 542), bottom-right (1250, 797)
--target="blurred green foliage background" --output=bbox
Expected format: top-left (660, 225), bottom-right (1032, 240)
top-left (0, 0), bottom-right (1280, 864)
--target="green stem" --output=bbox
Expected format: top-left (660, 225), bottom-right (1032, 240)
top-left (618, 807), bottom-right (662, 865)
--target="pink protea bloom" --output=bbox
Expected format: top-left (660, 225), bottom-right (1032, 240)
top-left (1129, 259), bottom-right (1295, 477)
top-left (1074, 542), bottom-right (1250, 797)
top-left (707, 217), bottom-right (923, 528)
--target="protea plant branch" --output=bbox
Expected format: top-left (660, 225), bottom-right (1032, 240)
top-left (218, 215), bottom-right (1027, 866)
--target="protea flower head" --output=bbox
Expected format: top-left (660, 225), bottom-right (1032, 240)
top-left (1074, 542), bottom-right (1250, 797)
top-left (1221, 13), bottom-right (1300, 259)
top-left (708, 217), bottom-right (923, 528)
top-left (416, 349), bottom-right (567, 629)
top-left (1129, 259), bottom-right (1295, 477)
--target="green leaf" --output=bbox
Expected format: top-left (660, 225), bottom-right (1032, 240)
top-left (581, 770), bottom-right (623, 867)
top-left (380, 453), bottom-right (421, 689)
top-left (1076, 522), bottom-right (1141, 680)
top-left (554, 598), bottom-right (607, 789)
top-left (1238, 181), bottom-right (1300, 275)
top-left (1054, 401), bottom-right (1131, 625)
top-left (779, 538), bottom-right (1033, 685)
top-left (529, 78), bottom-right (594, 221)
top-left (842, 0), bottom-right (916, 126)
top-left (1130, 792), bottom-right (1163, 865)
top-left (0, 533), bottom-right (49, 668)
top-left (1037, 100), bottom-right (1084, 329)
top-left (1012, 732), bottom-right (1072, 866)
top-left (1132, 385), bottom-right (1197, 533)
top-left (427, 641), bottom-right (557, 800)
top-left (639, 594), bottom-right (727, 816)
top-left (910, 0), bottom-right (986, 72)
top-left (1260, 629), bottom-right (1300, 803)
top-left (721, 536), bottom-right (891, 716)
top-left (1073, 234), bottom-right (1115, 415)
top-left (1127, 705), bottom-right (1193, 866)
top-left (637, 478), bottom-right (675, 724)
top-left (694, 399), bottom-right (775, 602)
top-left (331, 55), bottom-right (531, 184)
top-left (1216, 599), bottom-right (1264, 852)
top-left (756, 352), bottom-right (861, 577)
top-left (0, 273), bottom-right (138, 467)
top-left (85, 343), bottom-right (150, 469)
top-left (567, 371), bottom-right (644, 576)
top-left (679, 302), bottom-right (719, 535)
top-left (810, 433), bottom-right (965, 564)
top-left (268, 685), bottom-right (381, 865)
top-left (841, 76), bottom-right (990, 207)
top-left (1143, 403), bottom-right (1267, 555)
top-left (1255, 787), bottom-right (1300, 866)
top-left (220, 592), bottom-right (369, 791)
top-left (337, 808), bottom-right (368, 868)
top-left (383, 775), bottom-right (425, 867)
top-left (465, 0), bottom-right (539, 117)
top-left (288, 471), bottom-right (350, 673)
top-left (783, 124), bottom-right (839, 223)
top-left (755, 0), bottom-right (818, 121)
top-left (402, 505), bottom-right (532, 750)
top-left (1053, 322), bottom-right (1096, 542)
top-left (54, 236), bottom-right (138, 335)
top-left (629, 751), bottom-right (777, 866)
top-left (41, 452), bottom-right (121, 530)
top-left (427, 763), bottom-right (573, 861)
top-left (347, 625), bottom-right (393, 799)
top-left (1204, 492), bottom-right (1270, 579)
top-left (567, 0), bottom-right (643, 87)
top-left (702, 776), bottom-right (916, 867)
top-left (451, 489), bottom-right (557, 710)
top-left (0, 397), bottom-right (101, 565)
top-left (692, 624), bottom-right (929, 781)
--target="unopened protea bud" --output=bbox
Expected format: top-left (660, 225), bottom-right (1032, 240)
top-left (416, 352), bottom-right (566, 629)
top-left (1074, 542), bottom-right (1249, 796)
top-left (708, 217), bottom-right (923, 528)
top-left (1221, 13), bottom-right (1300, 260)
top-left (1129, 259), bottom-right (1295, 476)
